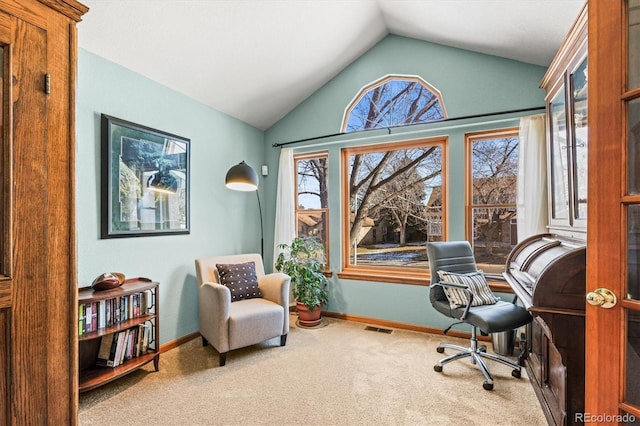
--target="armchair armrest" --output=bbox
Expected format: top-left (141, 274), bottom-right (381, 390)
top-left (258, 272), bottom-right (291, 335)
top-left (199, 282), bottom-right (232, 352)
top-left (437, 280), bottom-right (474, 321)
top-left (258, 273), bottom-right (291, 307)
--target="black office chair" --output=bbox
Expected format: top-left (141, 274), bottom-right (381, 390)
top-left (427, 241), bottom-right (533, 390)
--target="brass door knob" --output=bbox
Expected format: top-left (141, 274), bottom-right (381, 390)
top-left (586, 288), bottom-right (617, 308)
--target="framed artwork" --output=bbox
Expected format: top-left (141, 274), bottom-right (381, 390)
top-left (101, 114), bottom-right (190, 238)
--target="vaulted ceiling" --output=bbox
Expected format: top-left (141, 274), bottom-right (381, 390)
top-left (78, 0), bottom-right (585, 130)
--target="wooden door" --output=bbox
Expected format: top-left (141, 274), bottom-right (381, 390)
top-left (586, 0), bottom-right (640, 422)
top-left (0, 0), bottom-right (87, 423)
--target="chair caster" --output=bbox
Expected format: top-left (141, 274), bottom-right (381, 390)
top-left (483, 382), bottom-right (494, 390)
top-left (511, 369), bottom-right (521, 378)
top-left (479, 345), bottom-right (487, 352)
top-left (434, 364), bottom-right (443, 373)
top-left (436, 346), bottom-right (445, 353)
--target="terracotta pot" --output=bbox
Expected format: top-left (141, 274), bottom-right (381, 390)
top-left (296, 301), bottom-right (322, 327)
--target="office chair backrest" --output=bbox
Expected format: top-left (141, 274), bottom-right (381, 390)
top-left (427, 241), bottom-right (478, 303)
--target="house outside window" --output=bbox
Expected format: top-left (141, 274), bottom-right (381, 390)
top-left (339, 138), bottom-right (446, 285)
top-left (295, 152), bottom-right (329, 265)
top-left (465, 128), bottom-right (519, 275)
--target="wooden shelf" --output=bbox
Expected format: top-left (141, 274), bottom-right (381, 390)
top-left (78, 279), bottom-right (160, 392)
top-left (79, 351), bottom-right (159, 392)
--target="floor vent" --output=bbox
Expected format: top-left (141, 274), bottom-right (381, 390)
top-left (364, 325), bottom-right (393, 334)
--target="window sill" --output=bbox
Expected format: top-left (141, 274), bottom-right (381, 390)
top-left (336, 266), bottom-right (513, 293)
top-left (337, 265), bottom-right (428, 286)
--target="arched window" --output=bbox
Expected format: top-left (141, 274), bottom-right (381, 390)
top-left (341, 75), bottom-right (447, 132)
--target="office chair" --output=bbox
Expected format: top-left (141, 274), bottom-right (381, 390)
top-left (427, 241), bottom-right (532, 390)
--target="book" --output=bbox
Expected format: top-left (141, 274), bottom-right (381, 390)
top-left (96, 333), bottom-right (118, 367)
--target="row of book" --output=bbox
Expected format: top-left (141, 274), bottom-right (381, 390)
top-left (79, 290), bottom-right (152, 335)
top-left (96, 323), bottom-right (152, 368)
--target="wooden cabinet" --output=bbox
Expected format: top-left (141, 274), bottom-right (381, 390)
top-left (78, 279), bottom-right (160, 392)
top-left (0, 0), bottom-right (88, 423)
top-left (541, 4), bottom-right (588, 241)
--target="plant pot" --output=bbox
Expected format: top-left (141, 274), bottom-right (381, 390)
top-left (296, 301), bottom-right (323, 327)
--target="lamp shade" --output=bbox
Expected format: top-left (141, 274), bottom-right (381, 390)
top-left (225, 161), bottom-right (258, 191)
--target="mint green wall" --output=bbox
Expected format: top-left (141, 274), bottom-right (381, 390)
top-left (264, 35), bottom-right (547, 329)
top-left (76, 34), bottom-right (548, 343)
top-left (76, 50), bottom-right (265, 345)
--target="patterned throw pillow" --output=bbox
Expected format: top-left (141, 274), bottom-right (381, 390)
top-left (216, 261), bottom-right (263, 302)
top-left (437, 270), bottom-right (499, 309)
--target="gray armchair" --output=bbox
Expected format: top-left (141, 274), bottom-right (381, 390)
top-left (427, 241), bottom-right (532, 390)
top-left (195, 253), bottom-right (290, 366)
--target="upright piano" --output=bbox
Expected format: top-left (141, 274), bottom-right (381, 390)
top-left (503, 233), bottom-right (586, 426)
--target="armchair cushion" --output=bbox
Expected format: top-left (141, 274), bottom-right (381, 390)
top-left (216, 261), bottom-right (263, 302)
top-left (437, 270), bottom-right (498, 308)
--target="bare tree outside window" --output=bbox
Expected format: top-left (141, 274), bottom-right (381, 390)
top-left (336, 76), bottom-right (448, 280)
top-left (467, 129), bottom-right (519, 274)
top-left (343, 76), bottom-right (446, 132)
top-left (295, 153), bottom-right (329, 265)
top-left (343, 139), bottom-right (445, 270)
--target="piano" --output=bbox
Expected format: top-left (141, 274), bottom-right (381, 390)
top-left (503, 233), bottom-right (586, 426)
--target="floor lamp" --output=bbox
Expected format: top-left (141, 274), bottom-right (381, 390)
top-left (225, 161), bottom-right (263, 257)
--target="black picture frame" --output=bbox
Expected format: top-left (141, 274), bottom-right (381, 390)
top-left (100, 114), bottom-right (190, 238)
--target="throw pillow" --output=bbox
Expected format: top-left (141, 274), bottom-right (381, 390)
top-left (216, 261), bottom-right (263, 302)
top-left (437, 270), bottom-right (499, 309)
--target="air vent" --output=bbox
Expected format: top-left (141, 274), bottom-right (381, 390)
top-left (364, 325), bottom-right (393, 334)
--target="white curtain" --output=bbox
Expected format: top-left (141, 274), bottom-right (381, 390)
top-left (272, 148), bottom-right (296, 268)
top-left (517, 114), bottom-right (548, 241)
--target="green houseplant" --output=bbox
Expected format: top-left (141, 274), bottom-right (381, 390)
top-left (275, 236), bottom-right (329, 326)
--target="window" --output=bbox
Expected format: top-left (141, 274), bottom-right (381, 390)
top-left (295, 152), bottom-right (329, 263)
top-left (339, 138), bottom-right (446, 285)
top-left (465, 128), bottom-right (519, 275)
top-left (342, 75), bottom-right (446, 132)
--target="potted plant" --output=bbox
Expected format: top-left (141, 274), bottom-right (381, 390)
top-left (275, 236), bottom-right (329, 327)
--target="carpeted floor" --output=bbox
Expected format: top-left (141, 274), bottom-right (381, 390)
top-left (79, 316), bottom-right (547, 425)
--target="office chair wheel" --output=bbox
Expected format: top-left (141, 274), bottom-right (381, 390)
top-left (479, 345), bottom-right (487, 352)
top-left (436, 346), bottom-right (445, 353)
top-left (483, 382), bottom-right (494, 391)
top-left (434, 364), bottom-right (443, 372)
top-left (511, 369), bottom-right (521, 378)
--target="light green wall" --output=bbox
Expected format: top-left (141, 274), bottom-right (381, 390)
top-left (264, 35), bottom-right (547, 328)
top-left (76, 34), bottom-right (548, 343)
top-left (76, 49), bottom-right (265, 344)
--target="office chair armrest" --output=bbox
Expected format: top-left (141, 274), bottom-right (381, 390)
top-left (437, 281), bottom-right (474, 320)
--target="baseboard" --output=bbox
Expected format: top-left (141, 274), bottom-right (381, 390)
top-left (322, 311), bottom-right (492, 341)
top-left (160, 331), bottom-right (200, 353)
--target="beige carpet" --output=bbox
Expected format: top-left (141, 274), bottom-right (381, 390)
top-left (79, 316), bottom-right (547, 425)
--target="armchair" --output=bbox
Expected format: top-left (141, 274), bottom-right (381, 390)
top-left (195, 253), bottom-right (290, 366)
top-left (427, 241), bottom-right (532, 390)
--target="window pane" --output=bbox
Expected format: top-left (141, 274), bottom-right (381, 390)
top-left (629, 98), bottom-right (640, 195)
top-left (297, 157), bottom-right (328, 209)
top-left (471, 137), bottom-right (518, 205)
top-left (628, 204), bottom-right (640, 301)
top-left (297, 211), bottom-right (327, 247)
top-left (347, 143), bottom-right (443, 269)
top-left (550, 87), bottom-right (570, 219)
top-left (571, 58), bottom-right (588, 219)
top-left (629, 0), bottom-right (640, 90)
top-left (626, 310), bottom-right (640, 407)
top-left (471, 207), bottom-right (517, 275)
top-left (345, 78), bottom-right (445, 132)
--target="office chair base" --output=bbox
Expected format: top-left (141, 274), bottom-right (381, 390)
top-left (433, 328), bottom-right (522, 390)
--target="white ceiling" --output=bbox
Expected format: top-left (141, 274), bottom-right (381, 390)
top-left (78, 0), bottom-right (585, 130)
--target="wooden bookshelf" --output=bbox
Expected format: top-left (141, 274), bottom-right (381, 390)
top-left (78, 278), bottom-right (160, 392)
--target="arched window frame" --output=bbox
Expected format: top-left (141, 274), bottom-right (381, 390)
top-left (340, 74), bottom-right (448, 133)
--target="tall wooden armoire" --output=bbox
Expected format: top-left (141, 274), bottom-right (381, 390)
top-left (0, 0), bottom-right (87, 423)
